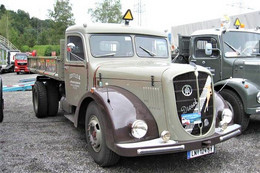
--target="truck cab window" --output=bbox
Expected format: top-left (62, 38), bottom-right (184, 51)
top-left (135, 36), bottom-right (168, 58)
top-left (90, 35), bottom-right (133, 58)
top-left (223, 31), bottom-right (260, 57)
top-left (195, 38), bottom-right (219, 58)
top-left (67, 36), bottom-right (85, 61)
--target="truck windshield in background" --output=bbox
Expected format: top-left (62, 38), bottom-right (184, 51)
top-left (90, 35), bottom-right (134, 57)
top-left (15, 54), bottom-right (27, 60)
top-left (223, 31), bottom-right (260, 57)
top-left (136, 36), bottom-right (168, 58)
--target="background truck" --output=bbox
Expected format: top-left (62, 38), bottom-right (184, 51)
top-left (14, 52), bottom-right (30, 74)
top-left (28, 20), bottom-right (241, 166)
top-left (0, 50), bottom-right (20, 73)
top-left (175, 27), bottom-right (260, 131)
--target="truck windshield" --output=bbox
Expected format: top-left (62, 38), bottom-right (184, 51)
top-left (15, 55), bottom-right (27, 60)
top-left (135, 36), bottom-right (168, 58)
top-left (90, 35), bottom-right (134, 58)
top-left (223, 31), bottom-right (260, 57)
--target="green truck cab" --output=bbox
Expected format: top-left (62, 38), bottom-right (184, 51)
top-left (28, 22), bottom-right (241, 166)
top-left (176, 27), bottom-right (260, 131)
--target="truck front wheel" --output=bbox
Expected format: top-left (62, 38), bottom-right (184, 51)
top-left (85, 101), bottom-right (120, 167)
top-left (33, 81), bottom-right (48, 118)
top-left (220, 89), bottom-right (250, 131)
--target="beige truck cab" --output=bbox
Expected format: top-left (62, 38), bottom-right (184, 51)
top-left (28, 16), bottom-right (241, 166)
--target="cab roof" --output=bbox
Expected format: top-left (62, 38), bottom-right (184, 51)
top-left (66, 23), bottom-right (167, 37)
top-left (191, 28), bottom-right (260, 36)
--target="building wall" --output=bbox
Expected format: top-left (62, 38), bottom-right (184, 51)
top-left (171, 10), bottom-right (260, 46)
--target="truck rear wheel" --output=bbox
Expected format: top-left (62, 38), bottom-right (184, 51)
top-left (33, 81), bottom-right (48, 118)
top-left (0, 77), bottom-right (3, 122)
top-left (220, 89), bottom-right (250, 131)
top-left (85, 101), bottom-right (120, 167)
top-left (46, 81), bottom-right (59, 116)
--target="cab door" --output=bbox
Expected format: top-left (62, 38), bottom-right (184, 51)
top-left (64, 34), bottom-right (88, 106)
top-left (190, 36), bottom-right (222, 81)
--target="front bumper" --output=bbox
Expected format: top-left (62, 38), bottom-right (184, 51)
top-left (15, 66), bottom-right (30, 73)
top-left (115, 124), bottom-right (241, 157)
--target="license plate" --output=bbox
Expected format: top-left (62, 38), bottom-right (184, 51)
top-left (187, 145), bottom-right (215, 159)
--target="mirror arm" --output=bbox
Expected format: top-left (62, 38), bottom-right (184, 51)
top-left (212, 48), bottom-right (222, 56)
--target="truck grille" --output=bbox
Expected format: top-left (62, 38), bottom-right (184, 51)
top-left (18, 63), bottom-right (27, 66)
top-left (173, 72), bottom-right (213, 136)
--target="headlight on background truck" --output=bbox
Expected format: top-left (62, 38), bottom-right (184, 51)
top-left (131, 120), bottom-right (148, 139)
top-left (257, 92), bottom-right (260, 103)
top-left (219, 108), bottom-right (233, 130)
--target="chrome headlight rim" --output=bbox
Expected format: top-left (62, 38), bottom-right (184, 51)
top-left (131, 120), bottom-right (148, 139)
top-left (257, 91), bottom-right (260, 103)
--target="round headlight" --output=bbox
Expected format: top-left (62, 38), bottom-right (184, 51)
top-left (220, 108), bottom-right (233, 125)
top-left (257, 92), bottom-right (260, 103)
top-left (131, 120), bottom-right (148, 139)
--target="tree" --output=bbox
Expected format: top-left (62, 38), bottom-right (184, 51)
top-left (49, 0), bottom-right (75, 44)
top-left (0, 13), bottom-right (12, 38)
top-left (88, 0), bottom-right (122, 23)
top-left (0, 4), bottom-right (6, 18)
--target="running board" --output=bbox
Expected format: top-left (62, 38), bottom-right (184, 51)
top-left (64, 114), bottom-right (74, 123)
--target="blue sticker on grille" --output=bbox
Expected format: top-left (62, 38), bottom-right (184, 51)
top-left (181, 113), bottom-right (201, 125)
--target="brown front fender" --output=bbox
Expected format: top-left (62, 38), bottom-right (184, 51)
top-left (75, 86), bottom-right (159, 154)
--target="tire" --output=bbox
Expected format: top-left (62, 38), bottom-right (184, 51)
top-left (46, 80), bottom-right (59, 116)
top-left (16, 72), bottom-right (20, 75)
top-left (220, 89), bottom-right (250, 131)
top-left (33, 81), bottom-right (48, 118)
top-left (85, 101), bottom-right (120, 167)
top-left (0, 77), bottom-right (3, 123)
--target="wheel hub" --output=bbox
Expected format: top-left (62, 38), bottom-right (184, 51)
top-left (88, 115), bottom-right (102, 152)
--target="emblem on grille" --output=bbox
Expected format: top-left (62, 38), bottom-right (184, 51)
top-left (182, 85), bottom-right (193, 96)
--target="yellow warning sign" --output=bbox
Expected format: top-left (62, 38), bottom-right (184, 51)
top-left (123, 9), bottom-right (133, 20)
top-left (234, 18), bottom-right (241, 27)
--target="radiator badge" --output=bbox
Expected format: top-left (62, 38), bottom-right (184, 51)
top-left (182, 85), bottom-right (193, 96)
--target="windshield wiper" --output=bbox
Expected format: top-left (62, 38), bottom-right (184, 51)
top-left (95, 53), bottom-right (116, 57)
top-left (139, 46), bottom-right (156, 57)
top-left (224, 41), bottom-right (241, 55)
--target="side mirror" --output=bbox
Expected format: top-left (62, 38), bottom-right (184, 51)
top-left (67, 43), bottom-right (75, 52)
top-left (205, 43), bottom-right (213, 55)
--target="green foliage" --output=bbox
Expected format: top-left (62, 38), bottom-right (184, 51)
top-left (21, 45), bottom-right (31, 52)
top-left (44, 46), bottom-right (53, 56)
top-left (48, 0), bottom-right (75, 44)
top-left (88, 0), bottom-right (122, 23)
top-left (0, 2), bottom-right (74, 50)
top-left (32, 45), bottom-right (60, 56)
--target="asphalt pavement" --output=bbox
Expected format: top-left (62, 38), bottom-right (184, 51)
top-left (0, 72), bottom-right (259, 173)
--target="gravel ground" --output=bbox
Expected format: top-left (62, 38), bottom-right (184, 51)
top-left (0, 72), bottom-right (259, 173)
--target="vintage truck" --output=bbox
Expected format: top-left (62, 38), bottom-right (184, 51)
top-left (28, 18), bottom-right (241, 166)
top-left (174, 26), bottom-right (260, 131)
